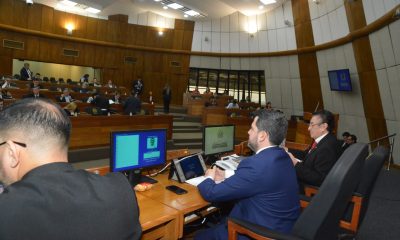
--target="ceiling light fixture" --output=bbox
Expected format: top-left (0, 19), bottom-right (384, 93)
top-left (184, 10), bottom-right (199, 16)
top-left (260, 0), bottom-right (276, 5)
top-left (85, 7), bottom-right (101, 14)
top-left (258, 5), bottom-right (264, 9)
top-left (167, 3), bottom-right (183, 9)
top-left (61, 0), bottom-right (77, 7)
top-left (184, 14), bottom-right (188, 18)
top-left (163, 6), bottom-right (168, 9)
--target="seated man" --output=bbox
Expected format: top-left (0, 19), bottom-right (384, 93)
top-left (195, 109), bottom-right (300, 239)
top-left (57, 88), bottom-right (74, 103)
top-left (289, 110), bottom-right (341, 188)
top-left (123, 92), bottom-right (142, 115)
top-left (91, 93), bottom-right (110, 115)
top-left (23, 86), bottom-right (46, 99)
top-left (0, 98), bottom-right (141, 239)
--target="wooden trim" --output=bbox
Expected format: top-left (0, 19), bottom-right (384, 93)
top-left (0, 4), bottom-right (398, 58)
top-left (228, 220), bottom-right (273, 240)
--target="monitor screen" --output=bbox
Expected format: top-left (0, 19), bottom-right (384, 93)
top-left (179, 154), bottom-right (206, 180)
top-left (202, 125), bottom-right (235, 156)
top-left (110, 129), bottom-right (167, 172)
top-left (328, 69), bottom-right (352, 92)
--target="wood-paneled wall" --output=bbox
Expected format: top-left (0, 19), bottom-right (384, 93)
top-left (292, 0), bottom-right (324, 112)
top-left (344, 1), bottom-right (388, 142)
top-left (0, 0), bottom-right (194, 105)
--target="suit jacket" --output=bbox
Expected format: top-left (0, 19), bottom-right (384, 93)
top-left (197, 147), bottom-right (300, 239)
top-left (0, 162), bottom-right (141, 240)
top-left (133, 80), bottom-right (143, 94)
top-left (23, 93), bottom-right (46, 99)
top-left (123, 96), bottom-right (142, 115)
top-left (20, 67), bottom-right (32, 80)
top-left (58, 95), bottom-right (73, 102)
top-left (295, 133), bottom-right (341, 186)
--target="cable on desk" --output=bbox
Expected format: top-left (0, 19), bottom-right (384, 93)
top-left (146, 162), bottom-right (172, 178)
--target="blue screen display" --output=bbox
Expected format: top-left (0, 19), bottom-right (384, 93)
top-left (328, 69), bottom-right (352, 92)
top-left (179, 155), bottom-right (205, 179)
top-left (110, 129), bottom-right (167, 172)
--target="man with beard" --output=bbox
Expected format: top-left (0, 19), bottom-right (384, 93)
top-left (195, 109), bottom-right (300, 240)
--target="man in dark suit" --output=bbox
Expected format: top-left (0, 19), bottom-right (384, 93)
top-left (20, 63), bottom-right (32, 80)
top-left (132, 78), bottom-right (144, 95)
top-left (289, 110), bottom-right (341, 187)
top-left (195, 109), bottom-right (300, 240)
top-left (0, 98), bottom-right (142, 240)
top-left (123, 92), bottom-right (142, 115)
top-left (23, 86), bottom-right (46, 99)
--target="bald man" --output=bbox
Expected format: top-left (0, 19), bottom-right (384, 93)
top-left (0, 98), bottom-right (141, 240)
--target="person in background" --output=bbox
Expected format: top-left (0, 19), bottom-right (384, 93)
top-left (148, 91), bottom-right (154, 104)
top-left (30, 78), bottom-right (43, 89)
top-left (105, 79), bottom-right (116, 89)
top-left (288, 110), bottom-right (341, 188)
top-left (191, 87), bottom-right (200, 96)
top-left (246, 95), bottom-right (251, 102)
top-left (123, 92), bottom-right (142, 115)
top-left (223, 89), bottom-right (229, 96)
top-left (80, 74), bottom-right (89, 83)
top-left (1, 79), bottom-right (11, 89)
top-left (195, 109), bottom-right (300, 239)
top-left (20, 63), bottom-right (33, 80)
top-left (0, 98), bottom-right (142, 239)
top-left (162, 84), bottom-right (172, 114)
top-left (79, 82), bottom-right (90, 94)
top-left (133, 77), bottom-right (144, 96)
top-left (110, 91), bottom-right (121, 104)
top-left (340, 132), bottom-right (351, 147)
top-left (203, 87), bottom-right (212, 94)
top-left (226, 99), bottom-right (239, 109)
top-left (23, 86), bottom-right (46, 99)
top-left (342, 134), bottom-right (357, 152)
top-left (205, 95), bottom-right (217, 107)
top-left (33, 73), bottom-right (41, 81)
top-left (0, 99), bottom-right (3, 111)
top-left (57, 88), bottom-right (74, 103)
top-left (266, 101), bottom-right (272, 110)
top-left (93, 78), bottom-right (102, 87)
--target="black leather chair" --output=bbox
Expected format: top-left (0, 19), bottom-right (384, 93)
top-left (228, 143), bottom-right (368, 240)
top-left (305, 146), bottom-right (389, 234)
top-left (43, 76), bottom-right (49, 82)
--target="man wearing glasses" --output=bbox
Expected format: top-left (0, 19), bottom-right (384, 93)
top-left (0, 98), bottom-right (141, 240)
top-left (289, 110), bottom-right (341, 188)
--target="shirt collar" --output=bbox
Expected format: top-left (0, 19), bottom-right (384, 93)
top-left (256, 145), bottom-right (277, 154)
top-left (315, 132), bottom-right (329, 144)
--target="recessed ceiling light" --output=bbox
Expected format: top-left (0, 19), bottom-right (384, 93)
top-left (184, 10), bottom-right (199, 16)
top-left (260, 0), bottom-right (276, 5)
top-left (167, 3), bottom-right (183, 9)
top-left (163, 6), bottom-right (168, 9)
top-left (184, 14), bottom-right (188, 18)
top-left (85, 7), bottom-right (101, 14)
top-left (61, 0), bottom-right (77, 7)
top-left (258, 5), bottom-right (264, 9)
top-left (154, 0), bottom-right (161, 2)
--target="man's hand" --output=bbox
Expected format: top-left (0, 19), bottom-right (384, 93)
top-left (204, 167), bottom-right (216, 180)
top-left (287, 151), bottom-right (299, 166)
top-left (214, 167), bottom-right (225, 182)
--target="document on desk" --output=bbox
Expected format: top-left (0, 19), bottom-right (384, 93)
top-left (185, 176), bottom-right (207, 186)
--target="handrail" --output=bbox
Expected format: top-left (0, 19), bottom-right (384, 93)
top-left (367, 133), bottom-right (396, 170)
top-left (368, 133), bottom-right (397, 145)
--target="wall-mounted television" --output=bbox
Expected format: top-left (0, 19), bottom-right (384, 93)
top-left (328, 69), bottom-right (352, 92)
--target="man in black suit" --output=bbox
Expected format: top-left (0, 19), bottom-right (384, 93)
top-left (23, 86), bottom-right (46, 99)
top-left (132, 78), bottom-right (144, 95)
top-left (124, 92), bottom-right (142, 115)
top-left (20, 63), bottom-right (33, 80)
top-left (289, 110), bottom-right (341, 187)
top-left (0, 98), bottom-right (142, 240)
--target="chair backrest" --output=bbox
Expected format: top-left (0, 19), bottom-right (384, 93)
top-left (356, 146), bottom-right (389, 223)
top-left (292, 143), bottom-right (368, 240)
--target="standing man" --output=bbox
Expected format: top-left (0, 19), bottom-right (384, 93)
top-left (20, 63), bottom-right (32, 80)
top-left (289, 110), bottom-right (341, 187)
top-left (195, 109), bottom-right (300, 239)
top-left (124, 91), bottom-right (142, 115)
top-left (162, 84), bottom-right (171, 114)
top-left (133, 77), bottom-right (144, 95)
top-left (0, 98), bottom-right (142, 239)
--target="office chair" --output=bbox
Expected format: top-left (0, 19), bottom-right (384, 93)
top-left (228, 143), bottom-right (368, 240)
top-left (43, 76), bottom-right (49, 82)
top-left (59, 78), bottom-right (65, 83)
top-left (304, 146), bottom-right (389, 234)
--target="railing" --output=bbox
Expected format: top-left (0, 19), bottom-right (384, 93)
top-left (368, 133), bottom-right (396, 170)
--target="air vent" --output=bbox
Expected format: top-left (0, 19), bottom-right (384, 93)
top-left (3, 39), bottom-right (24, 50)
top-left (124, 56), bottom-right (137, 64)
top-left (63, 49), bottom-right (79, 57)
top-left (170, 61), bottom-right (181, 67)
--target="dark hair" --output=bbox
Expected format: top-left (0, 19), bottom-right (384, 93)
top-left (350, 134), bottom-right (357, 143)
top-left (342, 132), bottom-right (350, 137)
top-left (312, 110), bottom-right (335, 133)
top-left (0, 98), bottom-right (71, 146)
top-left (253, 109), bottom-right (287, 145)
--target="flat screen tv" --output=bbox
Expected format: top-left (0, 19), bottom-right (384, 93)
top-left (202, 124), bottom-right (235, 157)
top-left (328, 69), bottom-right (352, 92)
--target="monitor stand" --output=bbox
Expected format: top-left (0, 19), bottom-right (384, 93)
top-left (127, 169), bottom-right (158, 186)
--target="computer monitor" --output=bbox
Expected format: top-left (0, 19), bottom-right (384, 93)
top-left (328, 69), bottom-right (352, 92)
top-left (202, 124), bottom-right (235, 162)
top-left (110, 129), bottom-right (167, 186)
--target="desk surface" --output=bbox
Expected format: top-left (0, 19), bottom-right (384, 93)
top-left (139, 173), bottom-right (210, 215)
